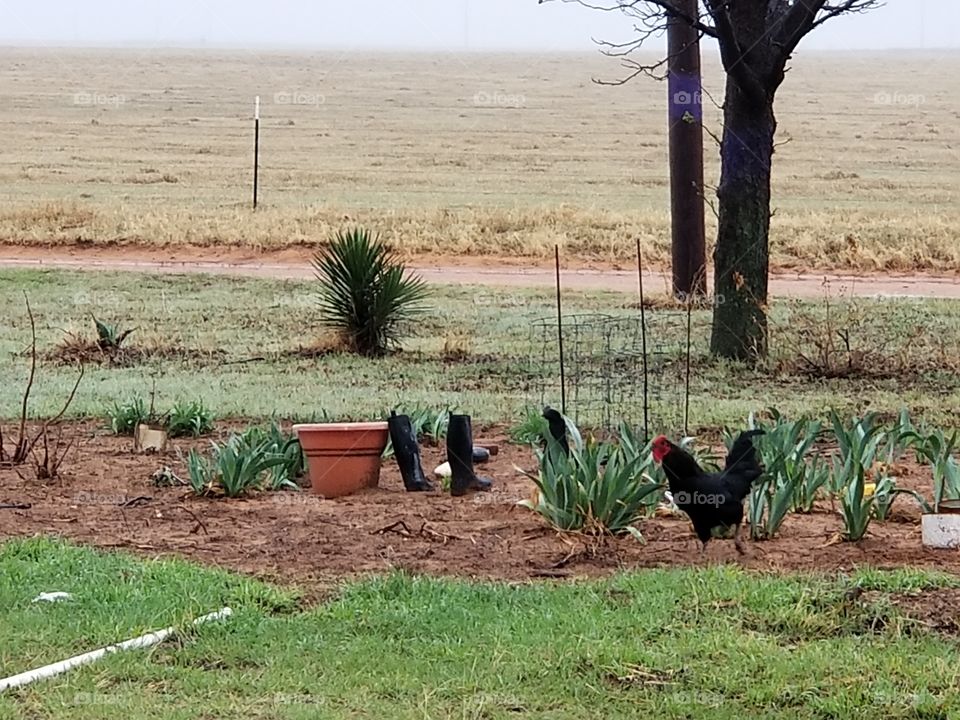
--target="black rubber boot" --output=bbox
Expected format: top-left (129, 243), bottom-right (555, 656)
top-left (388, 411), bottom-right (433, 492)
top-left (447, 414), bottom-right (493, 496)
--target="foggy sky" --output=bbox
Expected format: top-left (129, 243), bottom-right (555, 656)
top-left (1, 1), bottom-right (956, 52)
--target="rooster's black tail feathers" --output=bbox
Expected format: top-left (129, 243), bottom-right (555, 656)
top-left (723, 429), bottom-right (765, 490)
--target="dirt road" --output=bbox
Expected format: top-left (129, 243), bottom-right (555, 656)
top-left (1, 246), bottom-right (958, 299)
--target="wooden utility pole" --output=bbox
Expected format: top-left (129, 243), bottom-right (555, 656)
top-left (667, 0), bottom-right (706, 298)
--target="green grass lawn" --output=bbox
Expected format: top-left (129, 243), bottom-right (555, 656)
top-left (2, 268), bottom-right (960, 431)
top-left (0, 538), bottom-right (958, 719)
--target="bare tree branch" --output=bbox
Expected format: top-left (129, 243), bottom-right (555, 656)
top-left (541, 0), bottom-right (718, 38)
top-left (702, 0), bottom-right (767, 101)
top-left (774, 0), bottom-right (884, 64)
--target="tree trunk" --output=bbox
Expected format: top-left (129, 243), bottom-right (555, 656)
top-left (710, 77), bottom-right (776, 361)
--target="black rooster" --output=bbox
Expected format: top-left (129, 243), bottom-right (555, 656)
top-left (652, 430), bottom-right (765, 554)
top-left (541, 407), bottom-right (569, 456)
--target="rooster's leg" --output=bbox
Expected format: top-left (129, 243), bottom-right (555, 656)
top-left (733, 524), bottom-right (746, 556)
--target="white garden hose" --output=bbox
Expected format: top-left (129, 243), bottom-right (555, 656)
top-left (0, 607), bottom-right (233, 693)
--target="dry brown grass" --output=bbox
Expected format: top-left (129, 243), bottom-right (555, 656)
top-left (0, 49), bottom-right (958, 272)
top-left (771, 291), bottom-right (960, 380)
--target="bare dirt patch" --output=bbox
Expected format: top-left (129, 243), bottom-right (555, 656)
top-left (886, 589), bottom-right (960, 636)
top-left (1, 421), bottom-right (958, 592)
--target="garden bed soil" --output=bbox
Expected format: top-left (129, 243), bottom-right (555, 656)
top-left (2, 421), bottom-right (959, 592)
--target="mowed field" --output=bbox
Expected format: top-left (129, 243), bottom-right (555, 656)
top-left (0, 48), bottom-right (958, 271)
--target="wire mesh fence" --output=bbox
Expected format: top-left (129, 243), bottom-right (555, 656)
top-left (526, 311), bottom-right (692, 439)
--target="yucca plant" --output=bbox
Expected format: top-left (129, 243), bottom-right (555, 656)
top-left (517, 414), bottom-right (662, 540)
top-left (828, 411), bottom-right (887, 494)
top-left (92, 315), bottom-right (134, 351)
top-left (312, 228), bottom-right (430, 356)
top-left (869, 473), bottom-right (925, 521)
top-left (839, 469), bottom-right (874, 541)
top-left (166, 399), bottom-right (215, 438)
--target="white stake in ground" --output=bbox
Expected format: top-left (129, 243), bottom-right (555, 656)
top-left (0, 607), bottom-right (233, 693)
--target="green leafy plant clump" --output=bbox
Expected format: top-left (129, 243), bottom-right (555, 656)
top-left (92, 315), bottom-right (134, 351)
top-left (829, 411), bottom-right (925, 540)
top-left (105, 395), bottom-right (216, 438)
top-left (167, 399), bottom-right (215, 438)
top-left (107, 396), bottom-right (149, 435)
top-left (186, 422), bottom-right (305, 497)
top-left (739, 410), bottom-right (826, 540)
top-left (233, 422), bottom-right (306, 491)
top-left (312, 227), bottom-right (430, 357)
top-left (517, 413), bottom-right (662, 540)
top-left (509, 407), bottom-right (549, 445)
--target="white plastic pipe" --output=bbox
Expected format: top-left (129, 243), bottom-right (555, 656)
top-left (0, 607), bottom-right (232, 693)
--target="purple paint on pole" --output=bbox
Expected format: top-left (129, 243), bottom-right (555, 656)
top-left (668, 71), bottom-right (703, 123)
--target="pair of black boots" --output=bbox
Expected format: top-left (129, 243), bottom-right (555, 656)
top-left (387, 412), bottom-right (492, 495)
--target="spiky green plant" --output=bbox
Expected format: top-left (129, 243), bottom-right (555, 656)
top-left (509, 407), bottom-right (550, 446)
top-left (615, 422), bottom-right (665, 516)
top-left (829, 412), bottom-right (919, 539)
top-left (882, 407), bottom-right (921, 464)
top-left (233, 423), bottom-right (305, 491)
top-left (517, 414), bottom-right (662, 540)
top-left (869, 473), bottom-right (926, 521)
top-left (740, 410), bottom-right (827, 518)
top-left (913, 428), bottom-right (960, 513)
top-left (166, 399), bottom-right (215, 438)
top-left (186, 448), bottom-right (214, 496)
top-left (92, 315), bottom-right (134, 350)
top-left (106, 396), bottom-right (148, 435)
top-left (186, 436), bottom-right (288, 498)
top-left (312, 228), bottom-right (430, 356)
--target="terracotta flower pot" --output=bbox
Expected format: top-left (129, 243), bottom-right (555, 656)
top-left (293, 422), bottom-right (389, 498)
